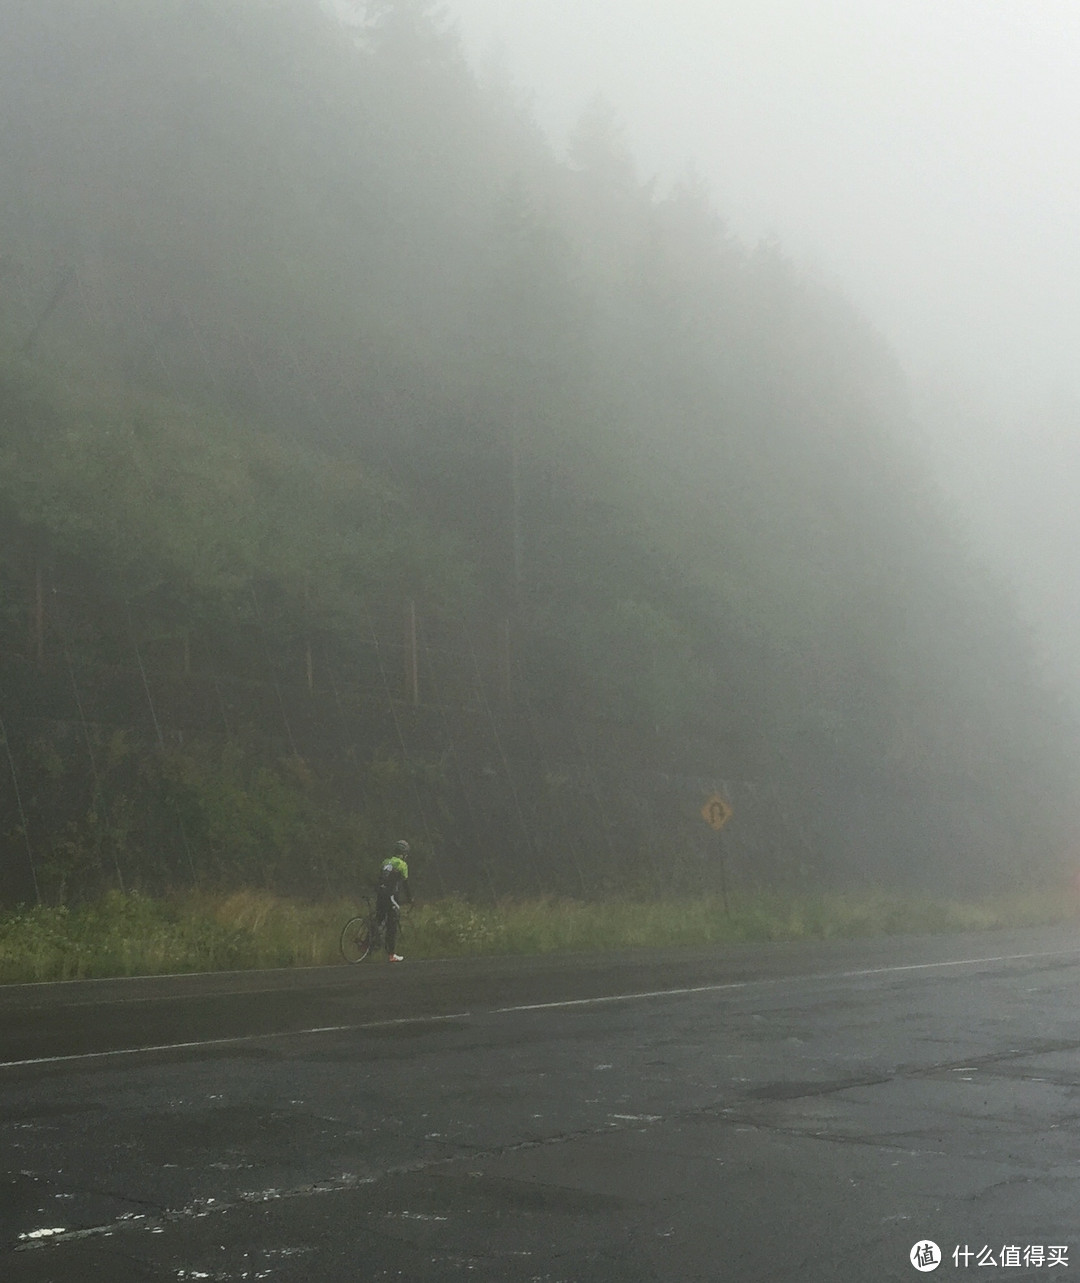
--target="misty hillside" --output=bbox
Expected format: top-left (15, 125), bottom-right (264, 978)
top-left (0, 0), bottom-right (1073, 904)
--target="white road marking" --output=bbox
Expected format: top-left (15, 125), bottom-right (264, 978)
top-left (496, 946), bottom-right (1080, 1014)
top-left (497, 981), bottom-right (747, 1012)
top-left (0, 1012), bottom-right (473, 1069)
top-left (828, 948), bottom-right (1080, 980)
top-left (4, 944), bottom-right (1080, 1070)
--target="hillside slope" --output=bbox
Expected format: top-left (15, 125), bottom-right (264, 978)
top-left (0, 0), bottom-right (1072, 902)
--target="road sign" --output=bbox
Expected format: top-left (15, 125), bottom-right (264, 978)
top-left (701, 793), bottom-right (733, 832)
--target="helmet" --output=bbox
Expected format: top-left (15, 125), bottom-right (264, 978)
top-left (395, 840), bottom-right (410, 854)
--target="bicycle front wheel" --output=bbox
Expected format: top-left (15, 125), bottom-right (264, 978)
top-left (340, 915), bottom-right (376, 964)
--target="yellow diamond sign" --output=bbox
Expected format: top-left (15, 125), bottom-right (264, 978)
top-left (701, 793), bottom-right (733, 832)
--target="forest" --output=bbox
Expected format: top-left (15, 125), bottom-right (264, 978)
top-left (0, 0), bottom-right (1074, 907)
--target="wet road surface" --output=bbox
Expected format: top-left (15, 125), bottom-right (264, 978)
top-left (4, 926), bottom-right (1080, 1281)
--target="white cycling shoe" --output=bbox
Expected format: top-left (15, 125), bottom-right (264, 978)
top-left (388, 954), bottom-right (404, 963)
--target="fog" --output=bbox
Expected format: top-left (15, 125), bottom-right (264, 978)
top-left (2, 0), bottom-right (1075, 899)
top-left (445, 0), bottom-right (1080, 693)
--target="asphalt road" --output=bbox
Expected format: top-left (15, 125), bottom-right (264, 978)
top-left (4, 925), bottom-right (1080, 1281)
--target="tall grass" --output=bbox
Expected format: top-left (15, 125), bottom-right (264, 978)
top-left (0, 887), bottom-right (1075, 985)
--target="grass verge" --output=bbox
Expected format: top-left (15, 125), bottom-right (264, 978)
top-left (0, 887), bottom-right (1075, 985)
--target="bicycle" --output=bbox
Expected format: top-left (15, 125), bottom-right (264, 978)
top-left (339, 897), bottom-right (405, 963)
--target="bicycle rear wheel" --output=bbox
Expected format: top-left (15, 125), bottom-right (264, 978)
top-left (340, 915), bottom-right (376, 963)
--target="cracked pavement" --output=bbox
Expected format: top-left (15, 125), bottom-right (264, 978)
top-left (3, 927), bottom-right (1080, 1280)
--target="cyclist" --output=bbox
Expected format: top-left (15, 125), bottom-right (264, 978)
top-left (376, 839), bottom-right (413, 962)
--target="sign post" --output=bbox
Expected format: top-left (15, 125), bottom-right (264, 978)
top-left (701, 792), bottom-right (734, 914)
